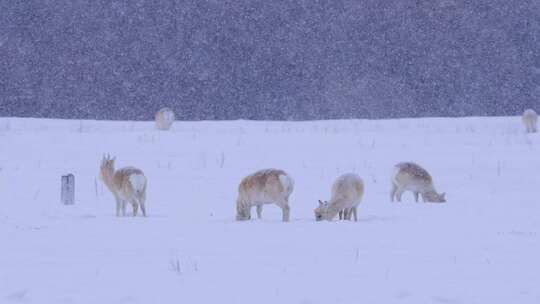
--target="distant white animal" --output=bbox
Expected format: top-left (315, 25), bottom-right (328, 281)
top-left (155, 107), bottom-right (175, 130)
top-left (314, 173), bottom-right (364, 221)
top-left (235, 169), bottom-right (294, 222)
top-left (100, 155), bottom-right (148, 216)
top-left (522, 109), bottom-right (537, 133)
top-left (390, 162), bottom-right (445, 203)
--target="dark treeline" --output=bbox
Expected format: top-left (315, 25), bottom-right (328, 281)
top-left (1, 0), bottom-right (539, 120)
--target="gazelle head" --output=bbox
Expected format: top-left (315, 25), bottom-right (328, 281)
top-left (235, 200), bottom-right (251, 221)
top-left (424, 191), bottom-right (446, 203)
top-left (100, 154), bottom-right (116, 182)
top-left (314, 200), bottom-right (329, 221)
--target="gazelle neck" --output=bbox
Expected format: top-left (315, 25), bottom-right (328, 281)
top-left (101, 167), bottom-right (116, 192)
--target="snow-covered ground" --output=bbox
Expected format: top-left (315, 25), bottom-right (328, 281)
top-left (0, 116), bottom-right (539, 303)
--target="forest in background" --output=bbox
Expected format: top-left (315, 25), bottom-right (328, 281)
top-left (1, 0), bottom-right (539, 120)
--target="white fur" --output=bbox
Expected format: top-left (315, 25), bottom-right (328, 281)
top-left (278, 174), bottom-right (294, 197)
top-left (129, 174), bottom-right (147, 194)
top-left (522, 109), bottom-right (537, 133)
top-left (155, 107), bottom-right (175, 130)
top-left (315, 173), bottom-right (364, 221)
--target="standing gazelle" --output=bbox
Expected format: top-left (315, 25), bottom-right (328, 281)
top-left (100, 155), bottom-right (148, 217)
top-left (314, 173), bottom-right (364, 221)
top-left (235, 169), bottom-right (294, 222)
top-left (390, 162), bottom-right (446, 203)
top-left (522, 109), bottom-right (538, 133)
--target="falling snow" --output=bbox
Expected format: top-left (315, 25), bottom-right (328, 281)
top-left (1, 1), bottom-right (539, 120)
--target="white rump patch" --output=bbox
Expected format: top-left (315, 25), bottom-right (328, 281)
top-left (279, 174), bottom-right (294, 195)
top-left (164, 110), bottom-right (175, 122)
top-left (129, 174), bottom-right (147, 192)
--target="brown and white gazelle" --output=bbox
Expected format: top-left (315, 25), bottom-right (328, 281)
top-left (100, 155), bottom-right (148, 217)
top-left (235, 169), bottom-right (294, 222)
top-left (522, 109), bottom-right (538, 133)
top-left (390, 162), bottom-right (445, 203)
top-left (155, 107), bottom-right (175, 131)
top-left (314, 173), bottom-right (364, 221)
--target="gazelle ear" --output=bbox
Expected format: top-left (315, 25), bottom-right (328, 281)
top-left (318, 200), bottom-right (323, 206)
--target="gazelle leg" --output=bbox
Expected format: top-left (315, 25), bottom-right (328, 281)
top-left (281, 204), bottom-right (290, 222)
top-left (138, 192), bottom-right (147, 217)
top-left (390, 183), bottom-right (397, 202)
top-left (339, 210), bottom-right (343, 220)
top-left (132, 201), bottom-right (138, 216)
top-left (414, 192), bottom-right (419, 202)
top-left (275, 198), bottom-right (290, 222)
top-left (115, 197), bottom-right (121, 217)
top-left (396, 188), bottom-right (405, 202)
top-left (352, 207), bottom-right (358, 222)
top-left (256, 205), bottom-right (263, 219)
top-left (121, 200), bottom-right (127, 216)
top-left (140, 203), bottom-right (147, 217)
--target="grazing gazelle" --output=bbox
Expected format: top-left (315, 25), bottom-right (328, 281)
top-left (390, 162), bottom-right (446, 203)
top-left (235, 169), bottom-right (294, 222)
top-left (100, 155), bottom-right (148, 217)
top-left (155, 107), bottom-right (175, 130)
top-left (522, 109), bottom-right (538, 133)
top-left (314, 173), bottom-right (364, 221)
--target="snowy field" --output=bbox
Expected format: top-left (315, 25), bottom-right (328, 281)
top-left (0, 116), bottom-right (539, 304)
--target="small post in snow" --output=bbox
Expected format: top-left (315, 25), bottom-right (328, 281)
top-left (61, 174), bottom-right (75, 205)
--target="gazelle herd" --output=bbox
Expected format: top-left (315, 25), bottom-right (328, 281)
top-left (96, 108), bottom-right (538, 221)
